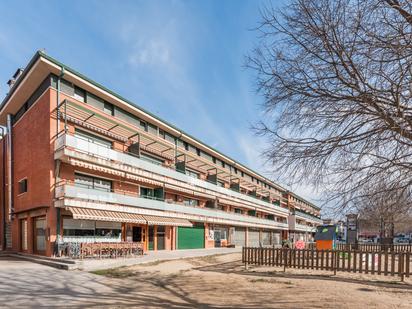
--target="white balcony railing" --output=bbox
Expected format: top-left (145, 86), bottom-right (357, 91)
top-left (294, 211), bottom-right (323, 225)
top-left (57, 184), bottom-right (289, 230)
top-left (55, 134), bottom-right (290, 216)
top-left (294, 224), bottom-right (317, 233)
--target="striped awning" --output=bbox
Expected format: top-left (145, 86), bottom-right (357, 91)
top-left (69, 158), bottom-right (125, 177)
top-left (67, 207), bottom-right (146, 224)
top-left (125, 174), bottom-right (164, 186)
top-left (144, 215), bottom-right (193, 227)
top-left (66, 207), bottom-right (193, 227)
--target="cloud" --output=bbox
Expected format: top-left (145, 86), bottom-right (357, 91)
top-left (129, 39), bottom-right (170, 66)
top-left (116, 7), bottom-right (231, 151)
top-left (236, 132), bottom-right (267, 173)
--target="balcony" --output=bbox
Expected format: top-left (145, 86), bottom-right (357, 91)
top-left (55, 134), bottom-right (290, 217)
top-left (294, 223), bottom-right (317, 233)
top-left (287, 214), bottom-right (318, 232)
top-left (294, 210), bottom-right (323, 225)
top-left (56, 184), bottom-right (289, 230)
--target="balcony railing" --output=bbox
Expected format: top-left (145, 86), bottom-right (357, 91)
top-left (294, 210), bottom-right (323, 224)
top-left (55, 134), bottom-right (290, 217)
top-left (294, 224), bottom-right (317, 233)
top-left (57, 184), bottom-right (289, 230)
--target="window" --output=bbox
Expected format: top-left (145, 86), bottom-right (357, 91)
top-left (75, 129), bottom-right (112, 149)
top-left (104, 102), bottom-right (114, 116)
top-left (60, 79), bottom-right (74, 96)
top-left (186, 169), bottom-right (199, 179)
top-left (199, 150), bottom-right (213, 162)
top-left (187, 144), bottom-right (197, 154)
top-left (183, 198), bottom-right (198, 207)
top-left (140, 187), bottom-right (154, 198)
top-left (147, 123), bottom-right (158, 135)
top-left (18, 179), bottom-right (28, 194)
top-left (217, 180), bottom-right (225, 188)
top-left (164, 132), bottom-right (175, 143)
top-left (75, 173), bottom-right (112, 192)
top-left (139, 120), bottom-right (147, 131)
top-left (74, 86), bottom-right (86, 102)
top-left (176, 138), bottom-right (185, 148)
top-left (140, 153), bottom-right (164, 165)
top-left (114, 107), bottom-right (140, 126)
top-left (86, 92), bottom-right (105, 110)
top-left (63, 219), bottom-right (121, 239)
top-left (234, 208), bottom-right (243, 214)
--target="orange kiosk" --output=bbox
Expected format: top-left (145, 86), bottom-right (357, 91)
top-left (315, 225), bottom-right (338, 250)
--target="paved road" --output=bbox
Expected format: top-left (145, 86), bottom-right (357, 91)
top-left (0, 248), bottom-right (241, 308)
top-left (0, 256), bottom-right (120, 308)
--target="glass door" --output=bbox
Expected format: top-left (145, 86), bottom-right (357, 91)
top-left (21, 219), bottom-right (28, 251)
top-left (148, 226), bottom-right (154, 250)
top-left (34, 217), bottom-right (46, 254)
top-left (156, 226), bottom-right (165, 250)
top-left (132, 226), bottom-right (142, 242)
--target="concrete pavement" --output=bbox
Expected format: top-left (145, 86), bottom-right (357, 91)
top-left (79, 247), bottom-right (241, 271)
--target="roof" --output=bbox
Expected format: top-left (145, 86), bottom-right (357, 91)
top-left (0, 50), bottom-right (319, 210)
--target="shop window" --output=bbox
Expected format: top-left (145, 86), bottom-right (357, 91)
top-left (63, 219), bottom-right (121, 240)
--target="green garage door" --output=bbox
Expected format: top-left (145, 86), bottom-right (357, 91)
top-left (177, 224), bottom-right (205, 249)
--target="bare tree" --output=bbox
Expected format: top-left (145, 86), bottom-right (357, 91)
top-left (248, 0), bottom-right (412, 212)
top-left (357, 180), bottom-right (412, 236)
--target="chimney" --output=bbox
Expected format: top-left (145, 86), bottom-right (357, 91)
top-left (7, 68), bottom-right (24, 90)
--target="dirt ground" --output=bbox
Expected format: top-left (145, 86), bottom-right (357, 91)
top-left (93, 252), bottom-right (412, 308)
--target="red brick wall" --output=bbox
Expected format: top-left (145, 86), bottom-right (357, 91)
top-left (0, 138), bottom-right (5, 249)
top-left (11, 88), bottom-right (56, 255)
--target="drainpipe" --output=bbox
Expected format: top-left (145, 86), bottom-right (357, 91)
top-left (1, 127), bottom-right (6, 250)
top-left (55, 68), bottom-right (65, 253)
top-left (6, 115), bottom-right (13, 222)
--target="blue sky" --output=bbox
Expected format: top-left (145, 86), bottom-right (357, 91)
top-left (0, 0), bottom-right (319, 204)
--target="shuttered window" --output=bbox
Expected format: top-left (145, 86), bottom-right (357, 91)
top-left (86, 92), bottom-right (105, 110)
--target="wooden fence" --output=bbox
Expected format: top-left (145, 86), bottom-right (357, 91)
top-left (242, 247), bottom-right (411, 280)
top-left (336, 243), bottom-right (412, 253)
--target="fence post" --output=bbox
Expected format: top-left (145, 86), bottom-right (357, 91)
top-left (333, 250), bottom-right (337, 275)
top-left (400, 253), bottom-right (404, 282)
top-left (283, 248), bottom-right (287, 272)
top-left (244, 247), bottom-right (249, 270)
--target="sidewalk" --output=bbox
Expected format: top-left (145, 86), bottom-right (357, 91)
top-left (79, 247), bottom-right (241, 271)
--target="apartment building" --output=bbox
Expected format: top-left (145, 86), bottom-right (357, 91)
top-left (0, 51), bottom-right (321, 256)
